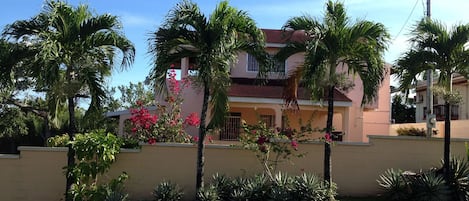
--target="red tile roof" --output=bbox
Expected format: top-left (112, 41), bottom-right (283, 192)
top-left (262, 29), bottom-right (308, 44)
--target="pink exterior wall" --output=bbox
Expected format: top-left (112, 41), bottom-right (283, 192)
top-left (362, 64), bottom-right (391, 140)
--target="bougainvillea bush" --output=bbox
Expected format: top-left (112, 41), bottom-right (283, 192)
top-left (240, 121), bottom-right (309, 181)
top-left (126, 69), bottom-right (200, 144)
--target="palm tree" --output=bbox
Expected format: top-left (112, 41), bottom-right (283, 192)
top-left (395, 18), bottom-right (469, 181)
top-left (3, 1), bottom-right (135, 199)
top-left (148, 0), bottom-right (268, 192)
top-left (277, 0), bottom-right (389, 191)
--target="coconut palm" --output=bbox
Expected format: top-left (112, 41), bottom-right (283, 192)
top-left (395, 18), bottom-right (469, 181)
top-left (277, 0), bottom-right (389, 191)
top-left (3, 1), bottom-right (135, 199)
top-left (148, 0), bottom-right (269, 192)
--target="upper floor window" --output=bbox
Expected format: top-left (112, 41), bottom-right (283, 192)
top-left (247, 54), bottom-right (285, 73)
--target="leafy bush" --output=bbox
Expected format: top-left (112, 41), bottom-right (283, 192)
top-left (46, 134), bottom-right (70, 147)
top-left (196, 185), bottom-right (219, 201)
top-left (68, 130), bottom-right (128, 200)
top-left (377, 169), bottom-right (410, 201)
top-left (396, 127), bottom-right (426, 137)
top-left (120, 136), bottom-right (140, 149)
top-left (153, 181), bottom-right (183, 201)
top-left (378, 158), bottom-right (469, 201)
top-left (197, 172), bottom-right (335, 201)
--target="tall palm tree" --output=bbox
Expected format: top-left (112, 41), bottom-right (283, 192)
top-left (148, 0), bottom-right (269, 192)
top-left (395, 18), bottom-right (469, 181)
top-left (277, 0), bottom-right (389, 191)
top-left (3, 1), bottom-right (135, 199)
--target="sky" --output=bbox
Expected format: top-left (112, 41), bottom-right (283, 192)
top-left (1, 0), bottom-right (469, 88)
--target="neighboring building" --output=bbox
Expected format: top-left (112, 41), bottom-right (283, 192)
top-left (109, 29), bottom-right (391, 142)
top-left (414, 75), bottom-right (468, 122)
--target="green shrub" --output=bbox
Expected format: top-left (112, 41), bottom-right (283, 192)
top-left (378, 158), bottom-right (469, 201)
top-left (196, 185), bottom-right (220, 201)
top-left (444, 158), bottom-right (469, 200)
top-left (377, 169), bottom-right (410, 201)
top-left (153, 181), bottom-right (183, 201)
top-left (68, 130), bottom-right (127, 200)
top-left (292, 173), bottom-right (334, 201)
top-left (410, 172), bottom-right (451, 201)
top-left (120, 136), bottom-right (140, 149)
top-left (46, 134), bottom-right (70, 147)
top-left (396, 127), bottom-right (426, 137)
top-left (199, 172), bottom-right (335, 201)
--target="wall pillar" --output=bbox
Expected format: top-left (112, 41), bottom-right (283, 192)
top-left (181, 57), bottom-right (189, 78)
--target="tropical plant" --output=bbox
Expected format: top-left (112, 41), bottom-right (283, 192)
top-left (199, 172), bottom-right (334, 201)
top-left (153, 181), bottom-right (184, 201)
top-left (395, 18), bottom-right (469, 182)
top-left (3, 1), bottom-right (135, 198)
top-left (277, 0), bottom-right (390, 192)
top-left (68, 130), bottom-right (128, 201)
top-left (377, 169), bottom-right (410, 201)
top-left (148, 0), bottom-right (269, 191)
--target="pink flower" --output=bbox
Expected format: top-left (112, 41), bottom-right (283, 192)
top-left (184, 113), bottom-right (200, 126)
top-left (193, 136), bottom-right (199, 142)
top-left (325, 133), bottom-right (332, 143)
top-left (291, 140), bottom-right (298, 150)
top-left (207, 136), bottom-right (213, 143)
top-left (131, 127), bottom-right (137, 133)
top-left (148, 138), bottom-right (156, 145)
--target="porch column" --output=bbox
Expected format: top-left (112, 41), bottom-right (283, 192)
top-left (181, 57), bottom-right (189, 78)
top-left (274, 105), bottom-right (283, 128)
top-left (342, 107), bottom-right (350, 141)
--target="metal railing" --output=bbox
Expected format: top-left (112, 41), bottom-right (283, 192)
top-left (220, 115), bottom-right (241, 141)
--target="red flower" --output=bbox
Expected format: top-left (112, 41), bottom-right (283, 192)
top-left (136, 100), bottom-right (143, 107)
top-left (148, 138), bottom-right (156, 145)
top-left (131, 127), bottom-right (137, 133)
top-left (257, 135), bottom-right (268, 145)
top-left (193, 136), bottom-right (199, 142)
top-left (184, 113), bottom-right (200, 126)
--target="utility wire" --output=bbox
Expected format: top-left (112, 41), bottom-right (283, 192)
top-left (392, 0), bottom-right (420, 41)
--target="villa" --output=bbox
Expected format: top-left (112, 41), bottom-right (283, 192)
top-left (108, 29), bottom-right (392, 143)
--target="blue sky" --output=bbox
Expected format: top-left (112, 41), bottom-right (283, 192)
top-left (1, 0), bottom-right (469, 88)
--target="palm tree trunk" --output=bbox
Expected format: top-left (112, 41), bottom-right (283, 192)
top-left (196, 82), bottom-right (210, 195)
top-left (443, 101), bottom-right (451, 181)
top-left (65, 97), bottom-right (77, 201)
top-left (324, 85), bottom-right (334, 186)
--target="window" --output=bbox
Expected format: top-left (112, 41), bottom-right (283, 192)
top-left (247, 54), bottom-right (285, 73)
top-left (220, 113), bottom-right (241, 140)
top-left (260, 115), bottom-right (274, 128)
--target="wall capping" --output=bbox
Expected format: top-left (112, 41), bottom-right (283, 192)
top-left (0, 154), bottom-right (19, 159)
top-left (17, 146), bottom-right (141, 153)
top-left (368, 135), bottom-right (469, 142)
top-left (18, 146), bottom-right (68, 152)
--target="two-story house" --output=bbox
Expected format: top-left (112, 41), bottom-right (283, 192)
top-left (109, 29), bottom-right (391, 142)
top-left (414, 74), bottom-right (468, 122)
